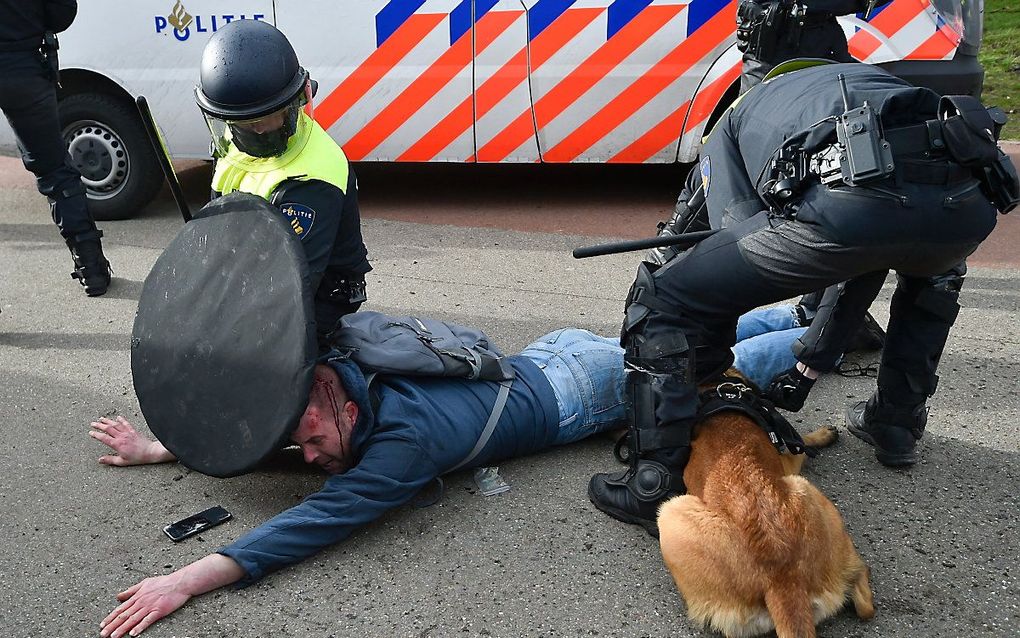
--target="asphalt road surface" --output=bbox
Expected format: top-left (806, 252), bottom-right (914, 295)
top-left (1, 152), bottom-right (1018, 638)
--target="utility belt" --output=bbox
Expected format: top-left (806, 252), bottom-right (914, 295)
top-left (316, 269), bottom-right (368, 306)
top-left (736, 0), bottom-right (810, 60)
top-left (762, 95), bottom-right (1019, 215)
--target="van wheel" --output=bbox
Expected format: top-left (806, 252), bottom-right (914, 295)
top-left (59, 93), bottom-right (163, 221)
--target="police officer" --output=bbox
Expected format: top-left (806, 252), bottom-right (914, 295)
top-left (736, 0), bottom-right (869, 92)
top-left (194, 19), bottom-right (370, 349)
top-left (0, 0), bottom-right (112, 296)
top-left (589, 61), bottom-right (1009, 534)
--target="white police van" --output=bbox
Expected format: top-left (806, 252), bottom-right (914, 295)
top-left (0, 0), bottom-right (985, 220)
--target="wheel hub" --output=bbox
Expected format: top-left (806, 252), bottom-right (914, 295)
top-left (63, 121), bottom-right (129, 197)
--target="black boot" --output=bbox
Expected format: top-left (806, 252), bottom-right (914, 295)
top-left (764, 365), bottom-right (815, 411)
top-left (66, 229), bottom-right (112, 296)
top-left (846, 392), bottom-right (926, 467)
top-left (845, 311), bottom-right (886, 353)
top-left (589, 430), bottom-right (690, 537)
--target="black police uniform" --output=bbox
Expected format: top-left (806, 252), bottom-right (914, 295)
top-left (0, 0), bottom-right (111, 295)
top-left (737, 0), bottom-right (869, 92)
top-left (590, 63), bottom-right (1001, 531)
top-left (211, 173), bottom-right (371, 350)
top-left (196, 19), bottom-right (371, 350)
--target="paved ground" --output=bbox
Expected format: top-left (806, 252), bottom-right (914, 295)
top-left (0, 152), bottom-right (1018, 638)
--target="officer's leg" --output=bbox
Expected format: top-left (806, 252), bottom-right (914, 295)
top-left (587, 303), bottom-right (701, 536)
top-left (847, 262), bottom-right (968, 466)
top-left (763, 272), bottom-right (887, 410)
top-left (4, 73), bottom-right (111, 295)
top-left (794, 283), bottom-right (886, 354)
top-left (740, 56), bottom-right (770, 94)
top-left (590, 216), bottom-right (811, 534)
top-left (795, 289), bottom-right (825, 321)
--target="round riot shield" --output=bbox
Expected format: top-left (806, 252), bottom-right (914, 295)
top-left (131, 192), bottom-right (317, 477)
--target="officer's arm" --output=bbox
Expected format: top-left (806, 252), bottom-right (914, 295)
top-left (271, 179), bottom-right (348, 290)
top-left (702, 112), bottom-right (766, 228)
top-left (218, 433), bottom-right (437, 585)
top-left (44, 0), bottom-right (78, 33)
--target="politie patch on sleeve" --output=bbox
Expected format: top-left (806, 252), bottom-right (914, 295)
top-left (700, 156), bottom-right (711, 196)
top-left (279, 202), bottom-right (316, 238)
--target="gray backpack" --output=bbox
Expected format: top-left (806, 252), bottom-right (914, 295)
top-left (329, 311), bottom-right (515, 382)
top-left (329, 311), bottom-right (515, 473)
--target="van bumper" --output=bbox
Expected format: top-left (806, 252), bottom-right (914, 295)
top-left (877, 53), bottom-right (984, 98)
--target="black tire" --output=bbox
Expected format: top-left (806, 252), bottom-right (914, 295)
top-left (58, 92), bottom-right (163, 221)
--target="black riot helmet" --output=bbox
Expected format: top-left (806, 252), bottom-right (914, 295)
top-left (195, 20), bottom-right (311, 158)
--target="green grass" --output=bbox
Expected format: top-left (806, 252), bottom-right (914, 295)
top-left (982, 0), bottom-right (1020, 138)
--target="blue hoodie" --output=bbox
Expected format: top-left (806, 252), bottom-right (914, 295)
top-left (218, 355), bottom-right (559, 584)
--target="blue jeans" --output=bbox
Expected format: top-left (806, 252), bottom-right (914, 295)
top-left (731, 305), bottom-right (806, 389)
top-left (518, 329), bottom-right (628, 445)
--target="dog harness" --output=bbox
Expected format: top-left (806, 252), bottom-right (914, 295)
top-left (697, 378), bottom-right (815, 457)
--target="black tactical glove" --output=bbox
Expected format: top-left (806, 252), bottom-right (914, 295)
top-left (765, 365), bottom-right (815, 412)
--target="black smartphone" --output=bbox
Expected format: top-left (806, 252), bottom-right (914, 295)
top-left (163, 506), bottom-right (232, 542)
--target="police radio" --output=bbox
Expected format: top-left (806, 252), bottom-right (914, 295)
top-left (834, 74), bottom-right (895, 186)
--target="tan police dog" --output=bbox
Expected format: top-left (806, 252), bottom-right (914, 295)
top-left (657, 386), bottom-right (875, 638)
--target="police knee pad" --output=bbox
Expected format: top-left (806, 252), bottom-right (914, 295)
top-left (623, 331), bottom-right (693, 380)
top-left (621, 262), bottom-right (658, 337)
top-left (895, 272), bottom-right (964, 324)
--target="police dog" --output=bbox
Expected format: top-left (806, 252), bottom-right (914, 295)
top-left (657, 390), bottom-right (874, 638)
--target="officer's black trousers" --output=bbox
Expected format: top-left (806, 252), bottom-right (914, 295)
top-left (628, 178), bottom-right (998, 427)
top-left (0, 55), bottom-right (95, 239)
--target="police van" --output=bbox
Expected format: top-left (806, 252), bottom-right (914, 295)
top-left (0, 0), bottom-right (984, 220)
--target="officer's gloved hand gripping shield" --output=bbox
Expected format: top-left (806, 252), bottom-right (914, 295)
top-left (131, 193), bottom-right (318, 477)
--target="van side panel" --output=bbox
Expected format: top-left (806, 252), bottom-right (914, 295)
top-left (292, 0), bottom-right (473, 162)
top-left (58, 1), bottom-right (273, 159)
top-left (496, 0), bottom-right (735, 164)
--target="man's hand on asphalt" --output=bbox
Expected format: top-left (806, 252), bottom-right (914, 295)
top-left (89, 416), bottom-right (176, 466)
top-left (100, 574), bottom-right (192, 637)
top-left (100, 554), bottom-right (245, 637)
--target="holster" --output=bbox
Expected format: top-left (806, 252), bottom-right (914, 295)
top-left (41, 31), bottom-right (60, 87)
top-left (938, 95), bottom-right (998, 168)
top-left (980, 150), bottom-right (1019, 214)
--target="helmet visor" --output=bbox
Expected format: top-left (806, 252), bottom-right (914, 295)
top-left (201, 90), bottom-right (308, 159)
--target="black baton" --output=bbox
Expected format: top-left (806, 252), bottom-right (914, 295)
top-left (572, 229), bottom-right (719, 259)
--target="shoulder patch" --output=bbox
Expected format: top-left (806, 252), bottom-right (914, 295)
top-left (279, 202), bottom-right (316, 238)
top-left (700, 156), bottom-right (711, 196)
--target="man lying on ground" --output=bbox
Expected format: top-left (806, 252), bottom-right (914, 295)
top-left (93, 309), bottom-right (820, 638)
top-left (94, 328), bottom-right (629, 637)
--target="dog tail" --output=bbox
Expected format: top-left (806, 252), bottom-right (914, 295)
top-left (765, 584), bottom-right (816, 638)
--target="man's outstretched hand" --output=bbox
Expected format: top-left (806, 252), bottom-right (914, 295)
top-left (100, 554), bottom-right (245, 637)
top-left (89, 416), bottom-right (176, 466)
top-left (99, 574), bottom-right (192, 637)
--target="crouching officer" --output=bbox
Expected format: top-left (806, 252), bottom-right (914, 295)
top-left (194, 19), bottom-right (370, 349)
top-left (0, 0), bottom-right (112, 295)
top-left (736, 0), bottom-right (870, 92)
top-left (589, 61), bottom-right (1015, 532)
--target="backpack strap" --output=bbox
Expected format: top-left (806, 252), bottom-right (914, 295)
top-left (448, 379), bottom-right (514, 473)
